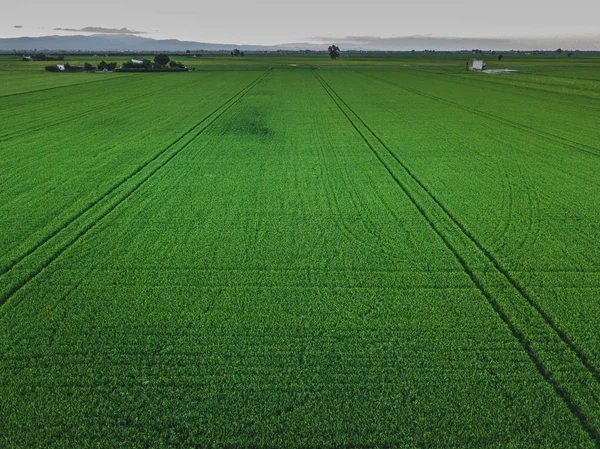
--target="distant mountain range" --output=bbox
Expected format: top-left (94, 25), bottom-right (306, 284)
top-left (0, 33), bottom-right (598, 52)
top-left (0, 34), bottom-right (278, 52)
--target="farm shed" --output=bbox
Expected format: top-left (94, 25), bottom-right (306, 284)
top-left (468, 59), bottom-right (486, 71)
top-left (56, 64), bottom-right (65, 71)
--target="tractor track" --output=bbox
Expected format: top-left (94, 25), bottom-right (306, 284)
top-left (0, 110), bottom-right (97, 143)
top-left (0, 70), bottom-right (271, 314)
top-left (0, 74), bottom-right (134, 99)
top-left (0, 72), bottom-right (221, 142)
top-left (313, 68), bottom-right (600, 446)
top-left (357, 71), bottom-right (600, 158)
top-left (407, 66), bottom-right (600, 110)
top-left (0, 70), bottom-right (268, 278)
top-left (0, 88), bottom-right (162, 143)
top-left (316, 67), bottom-right (600, 384)
top-left (340, 70), bottom-right (600, 384)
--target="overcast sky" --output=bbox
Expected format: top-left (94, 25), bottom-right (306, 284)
top-left (2, 0), bottom-right (599, 45)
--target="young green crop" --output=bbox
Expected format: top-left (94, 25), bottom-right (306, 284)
top-left (1, 56), bottom-right (599, 448)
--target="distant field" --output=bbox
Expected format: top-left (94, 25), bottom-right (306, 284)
top-left (1, 53), bottom-right (599, 448)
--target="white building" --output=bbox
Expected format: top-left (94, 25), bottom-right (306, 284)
top-left (468, 59), bottom-right (486, 71)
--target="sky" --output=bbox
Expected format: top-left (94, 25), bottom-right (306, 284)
top-left (1, 0), bottom-right (599, 45)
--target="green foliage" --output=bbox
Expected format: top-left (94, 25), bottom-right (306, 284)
top-left (122, 58), bottom-right (153, 70)
top-left (169, 60), bottom-right (186, 69)
top-left (154, 53), bottom-right (171, 67)
top-left (1, 55), bottom-right (600, 448)
top-left (328, 44), bottom-right (341, 59)
top-left (97, 60), bottom-right (117, 71)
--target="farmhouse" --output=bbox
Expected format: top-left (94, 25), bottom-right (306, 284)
top-left (56, 64), bottom-right (65, 71)
top-left (468, 59), bottom-right (486, 71)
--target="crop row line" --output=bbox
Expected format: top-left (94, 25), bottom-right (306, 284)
top-left (1, 72), bottom-right (224, 141)
top-left (0, 87), bottom-right (162, 143)
top-left (358, 71), bottom-right (600, 158)
top-left (445, 69), bottom-right (600, 104)
top-left (348, 70), bottom-right (600, 386)
top-left (0, 70), bottom-right (268, 278)
top-left (48, 267), bottom-right (467, 273)
top-left (336, 66), bottom-right (600, 363)
top-left (0, 69), bottom-right (271, 315)
top-left (409, 65), bottom-right (600, 105)
top-left (312, 114), bottom-right (390, 258)
top-left (312, 69), bottom-right (600, 446)
top-left (28, 284), bottom-right (475, 290)
top-left (0, 110), bottom-right (97, 143)
top-left (0, 73), bottom-right (134, 99)
top-left (0, 349), bottom-right (544, 365)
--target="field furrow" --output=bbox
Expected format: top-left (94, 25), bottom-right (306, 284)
top-left (1, 55), bottom-right (599, 448)
top-left (318, 67), bottom-right (600, 375)
top-left (314, 69), bottom-right (600, 444)
top-left (0, 71), bottom-right (266, 273)
top-left (357, 71), bottom-right (600, 159)
top-left (0, 70), bottom-right (270, 310)
top-left (0, 72), bottom-right (133, 98)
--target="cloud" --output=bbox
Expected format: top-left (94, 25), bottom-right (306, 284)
top-left (306, 35), bottom-right (512, 51)
top-left (305, 34), bottom-right (600, 51)
top-left (53, 26), bottom-right (146, 35)
top-left (14, 25), bottom-right (22, 28)
top-left (311, 35), bottom-right (508, 45)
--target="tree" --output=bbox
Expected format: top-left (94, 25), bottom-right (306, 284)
top-left (555, 48), bottom-right (563, 54)
top-left (497, 54), bottom-right (503, 61)
top-left (328, 45), bottom-right (340, 59)
top-left (154, 54), bottom-right (170, 67)
top-left (232, 49), bottom-right (242, 57)
top-left (84, 62), bottom-right (94, 71)
top-left (98, 61), bottom-right (118, 71)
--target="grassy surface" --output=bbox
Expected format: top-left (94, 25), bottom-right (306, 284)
top-left (1, 54), bottom-right (599, 447)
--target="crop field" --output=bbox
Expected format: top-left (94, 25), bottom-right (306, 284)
top-left (1, 54), bottom-right (599, 447)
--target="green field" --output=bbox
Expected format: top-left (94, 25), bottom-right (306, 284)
top-left (1, 53), bottom-right (600, 448)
